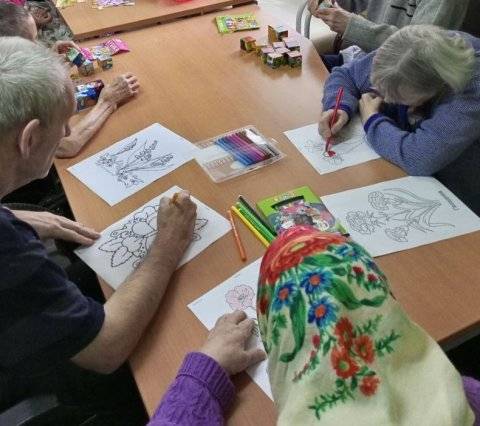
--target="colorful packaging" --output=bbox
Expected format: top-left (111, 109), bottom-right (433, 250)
top-left (266, 52), bottom-right (283, 69)
top-left (102, 38), bottom-right (129, 55)
top-left (287, 50), bottom-right (302, 67)
top-left (257, 186), bottom-right (346, 235)
top-left (215, 13), bottom-right (260, 34)
top-left (268, 25), bottom-right (288, 43)
top-left (240, 36), bottom-right (256, 52)
top-left (260, 46), bottom-right (275, 64)
top-left (66, 48), bottom-right (85, 67)
top-left (78, 60), bottom-right (94, 76)
top-left (284, 38), bottom-right (301, 51)
top-left (97, 54), bottom-right (113, 70)
top-left (75, 79), bottom-right (104, 111)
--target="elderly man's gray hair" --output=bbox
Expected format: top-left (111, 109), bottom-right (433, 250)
top-left (0, 2), bottom-right (33, 39)
top-left (0, 37), bottom-right (71, 136)
top-left (372, 25), bottom-right (476, 102)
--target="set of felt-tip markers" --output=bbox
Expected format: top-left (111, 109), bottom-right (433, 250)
top-left (195, 126), bottom-right (285, 182)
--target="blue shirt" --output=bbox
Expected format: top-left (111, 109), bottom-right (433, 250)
top-left (0, 206), bottom-right (105, 405)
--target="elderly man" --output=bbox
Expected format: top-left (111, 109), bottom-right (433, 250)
top-left (0, 36), bottom-right (197, 414)
top-left (0, 1), bottom-right (139, 158)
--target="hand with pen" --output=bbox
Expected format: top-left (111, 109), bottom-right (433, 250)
top-left (155, 191), bottom-right (197, 265)
top-left (318, 107), bottom-right (349, 143)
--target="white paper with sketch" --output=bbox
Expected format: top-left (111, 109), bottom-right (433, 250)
top-left (284, 117), bottom-right (380, 175)
top-left (322, 176), bottom-right (480, 257)
top-left (75, 186), bottom-right (231, 289)
top-left (68, 124), bottom-right (195, 206)
top-left (188, 258), bottom-right (273, 400)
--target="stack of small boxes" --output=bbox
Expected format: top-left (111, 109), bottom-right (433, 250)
top-left (66, 47), bottom-right (113, 76)
top-left (240, 25), bottom-right (302, 69)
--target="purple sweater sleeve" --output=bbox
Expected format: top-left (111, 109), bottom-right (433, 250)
top-left (148, 352), bottom-right (235, 426)
top-left (463, 376), bottom-right (480, 425)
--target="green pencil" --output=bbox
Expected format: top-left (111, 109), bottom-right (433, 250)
top-left (236, 203), bottom-right (275, 243)
top-left (238, 195), bottom-right (276, 236)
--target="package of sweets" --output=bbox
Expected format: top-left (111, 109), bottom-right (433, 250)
top-left (66, 48), bottom-right (85, 67)
top-left (80, 47), bottom-right (95, 61)
top-left (75, 80), bottom-right (104, 111)
top-left (102, 38), bottom-right (130, 55)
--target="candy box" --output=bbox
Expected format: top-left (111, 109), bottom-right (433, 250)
top-left (284, 39), bottom-right (301, 51)
top-left (102, 38), bottom-right (129, 55)
top-left (275, 47), bottom-right (290, 64)
top-left (260, 46), bottom-right (275, 63)
top-left (268, 25), bottom-right (288, 43)
top-left (66, 48), bottom-right (85, 67)
top-left (287, 50), bottom-right (302, 68)
top-left (254, 39), bottom-right (269, 55)
top-left (266, 52), bottom-right (283, 69)
top-left (240, 36), bottom-right (256, 52)
top-left (74, 79), bottom-right (104, 111)
top-left (272, 41), bottom-right (285, 49)
top-left (78, 59), bottom-right (94, 76)
top-left (97, 54), bottom-right (113, 70)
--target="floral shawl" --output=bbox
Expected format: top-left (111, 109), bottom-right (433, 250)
top-left (257, 226), bottom-right (473, 425)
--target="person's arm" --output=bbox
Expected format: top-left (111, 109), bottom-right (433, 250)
top-left (149, 312), bottom-right (265, 426)
top-left (359, 87), bottom-right (480, 175)
top-left (56, 73), bottom-right (140, 158)
top-left (344, 0), bottom-right (470, 52)
top-left (71, 191), bottom-right (197, 374)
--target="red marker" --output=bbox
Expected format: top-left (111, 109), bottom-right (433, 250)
top-left (325, 86), bottom-right (344, 157)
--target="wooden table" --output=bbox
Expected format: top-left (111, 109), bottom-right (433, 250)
top-left (60, 0), bottom-right (256, 40)
top-left (56, 5), bottom-right (480, 424)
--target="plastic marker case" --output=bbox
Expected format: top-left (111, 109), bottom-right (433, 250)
top-left (194, 126), bottom-right (285, 182)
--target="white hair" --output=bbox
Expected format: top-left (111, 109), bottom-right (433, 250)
top-left (371, 25), bottom-right (476, 101)
top-left (0, 37), bottom-right (71, 136)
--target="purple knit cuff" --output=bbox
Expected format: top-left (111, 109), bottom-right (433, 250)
top-left (178, 352), bottom-right (235, 412)
top-left (327, 103), bottom-right (353, 119)
top-left (364, 113), bottom-right (384, 133)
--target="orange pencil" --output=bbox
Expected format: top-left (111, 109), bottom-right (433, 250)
top-left (227, 209), bottom-right (247, 262)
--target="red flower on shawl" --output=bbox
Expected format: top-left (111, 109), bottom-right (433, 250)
top-left (360, 375), bottom-right (380, 396)
top-left (258, 296), bottom-right (270, 315)
top-left (367, 273), bottom-right (378, 283)
top-left (352, 266), bottom-right (364, 276)
top-left (312, 334), bottom-right (321, 349)
top-left (334, 317), bottom-right (354, 349)
top-left (259, 226), bottom-right (347, 285)
top-left (331, 345), bottom-right (359, 379)
top-left (354, 335), bottom-right (375, 364)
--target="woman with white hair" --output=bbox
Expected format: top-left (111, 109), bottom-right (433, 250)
top-left (319, 25), bottom-right (480, 214)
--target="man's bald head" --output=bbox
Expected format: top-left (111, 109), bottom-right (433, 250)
top-left (0, 1), bottom-right (37, 40)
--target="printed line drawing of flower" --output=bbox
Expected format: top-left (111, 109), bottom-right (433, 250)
top-left (346, 211), bottom-right (385, 235)
top-left (225, 285), bottom-right (256, 311)
top-left (98, 205), bottom-right (209, 269)
top-left (96, 137), bottom-right (176, 188)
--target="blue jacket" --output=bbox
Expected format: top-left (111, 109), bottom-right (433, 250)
top-left (322, 33), bottom-right (480, 213)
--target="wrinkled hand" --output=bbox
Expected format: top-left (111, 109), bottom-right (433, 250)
top-left (155, 191), bottom-right (197, 263)
top-left (53, 40), bottom-right (81, 55)
top-left (200, 311), bottom-right (266, 376)
top-left (318, 108), bottom-right (349, 142)
top-left (99, 73), bottom-right (140, 109)
top-left (12, 210), bottom-right (100, 245)
top-left (359, 93), bottom-right (383, 124)
top-left (314, 3), bottom-right (351, 34)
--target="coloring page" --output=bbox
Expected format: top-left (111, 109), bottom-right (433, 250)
top-left (69, 124), bottom-right (195, 205)
top-left (75, 186), bottom-right (231, 289)
top-left (188, 259), bottom-right (273, 399)
top-left (322, 176), bottom-right (480, 257)
top-left (284, 117), bottom-right (380, 175)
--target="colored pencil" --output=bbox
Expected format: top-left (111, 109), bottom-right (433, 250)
top-left (227, 209), bottom-right (247, 261)
top-left (325, 86), bottom-right (344, 155)
top-left (229, 133), bottom-right (266, 162)
top-left (236, 203), bottom-right (275, 243)
top-left (231, 206), bottom-right (270, 247)
top-left (215, 137), bottom-right (253, 166)
top-left (238, 195), bottom-right (276, 236)
top-left (234, 132), bottom-right (272, 160)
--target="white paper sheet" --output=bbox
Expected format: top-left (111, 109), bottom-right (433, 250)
top-left (68, 123), bottom-right (195, 205)
top-left (284, 117), bottom-right (380, 175)
top-left (75, 186), bottom-right (231, 289)
top-left (188, 259), bottom-right (273, 400)
top-left (322, 176), bottom-right (480, 257)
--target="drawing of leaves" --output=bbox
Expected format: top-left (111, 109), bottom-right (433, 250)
top-left (111, 245), bottom-right (134, 267)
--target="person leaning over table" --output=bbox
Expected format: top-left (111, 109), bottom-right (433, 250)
top-left (307, 0), bottom-right (470, 71)
top-left (148, 226), bottom-right (480, 425)
top-left (318, 25), bottom-right (480, 215)
top-left (0, 36), bottom-right (198, 414)
top-left (0, 0), bottom-right (140, 159)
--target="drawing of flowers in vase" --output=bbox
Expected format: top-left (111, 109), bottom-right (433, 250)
top-left (96, 137), bottom-right (175, 188)
top-left (98, 204), bottom-right (209, 268)
top-left (345, 189), bottom-right (454, 242)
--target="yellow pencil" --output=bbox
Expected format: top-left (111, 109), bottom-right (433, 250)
top-left (231, 206), bottom-right (269, 248)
